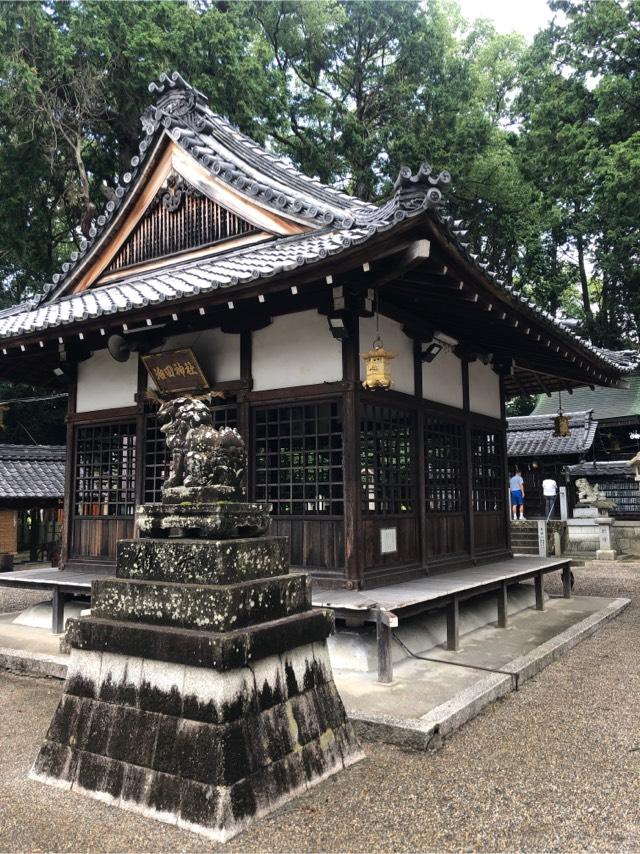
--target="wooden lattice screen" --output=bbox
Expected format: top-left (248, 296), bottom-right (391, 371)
top-left (252, 402), bottom-right (344, 516)
top-left (74, 422), bottom-right (137, 517)
top-left (471, 429), bottom-right (505, 513)
top-left (106, 172), bottom-right (259, 273)
top-left (360, 403), bottom-right (415, 515)
top-left (425, 417), bottom-right (466, 513)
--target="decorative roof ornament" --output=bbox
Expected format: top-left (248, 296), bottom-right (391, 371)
top-left (366, 164), bottom-right (451, 226)
top-left (142, 71), bottom-right (209, 135)
top-left (392, 163), bottom-right (451, 211)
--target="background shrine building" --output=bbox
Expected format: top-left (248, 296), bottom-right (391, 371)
top-left (0, 72), bottom-right (634, 591)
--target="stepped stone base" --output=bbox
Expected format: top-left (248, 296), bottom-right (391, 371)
top-left (32, 640), bottom-right (361, 841)
top-left (32, 522), bottom-right (362, 840)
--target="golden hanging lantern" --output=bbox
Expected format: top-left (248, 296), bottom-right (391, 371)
top-left (552, 390), bottom-right (571, 438)
top-left (553, 413), bottom-right (570, 437)
top-left (361, 336), bottom-right (396, 390)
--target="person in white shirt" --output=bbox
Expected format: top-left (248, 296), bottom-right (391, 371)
top-left (542, 477), bottom-right (558, 518)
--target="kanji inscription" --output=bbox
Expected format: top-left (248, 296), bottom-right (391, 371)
top-left (142, 348), bottom-right (208, 393)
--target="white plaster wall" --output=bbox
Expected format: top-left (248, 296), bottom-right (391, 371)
top-left (252, 310), bottom-right (342, 391)
top-left (469, 360), bottom-right (502, 419)
top-left (76, 348), bottom-right (139, 412)
top-left (148, 328), bottom-right (241, 388)
top-left (422, 348), bottom-right (463, 409)
top-left (359, 316), bottom-right (414, 396)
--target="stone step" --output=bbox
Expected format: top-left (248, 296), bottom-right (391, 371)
top-left (36, 678), bottom-right (351, 789)
top-left (66, 608), bottom-right (335, 671)
top-left (91, 573), bottom-right (310, 632)
top-left (61, 640), bottom-right (335, 727)
top-left (117, 537), bottom-right (288, 585)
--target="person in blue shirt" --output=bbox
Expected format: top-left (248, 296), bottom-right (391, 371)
top-left (509, 470), bottom-right (525, 521)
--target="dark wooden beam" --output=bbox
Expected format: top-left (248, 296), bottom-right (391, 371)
top-left (60, 364), bottom-right (77, 571)
top-left (342, 305), bottom-right (362, 590)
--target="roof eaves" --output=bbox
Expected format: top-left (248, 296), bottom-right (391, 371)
top-left (431, 210), bottom-right (637, 378)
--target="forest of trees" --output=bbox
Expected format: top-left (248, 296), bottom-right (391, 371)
top-left (0, 0), bottom-right (638, 436)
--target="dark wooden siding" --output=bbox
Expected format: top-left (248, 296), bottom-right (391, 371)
top-left (71, 517), bottom-right (134, 560)
top-left (426, 513), bottom-right (467, 560)
top-left (269, 517), bottom-right (345, 573)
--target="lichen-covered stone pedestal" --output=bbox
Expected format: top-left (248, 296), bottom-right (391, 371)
top-left (31, 523), bottom-right (362, 841)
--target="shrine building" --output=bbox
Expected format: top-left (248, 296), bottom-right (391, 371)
top-left (0, 72), bottom-right (634, 591)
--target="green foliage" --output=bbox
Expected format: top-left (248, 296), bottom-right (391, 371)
top-left (0, 0), bottom-right (637, 442)
top-left (506, 395), bottom-right (537, 417)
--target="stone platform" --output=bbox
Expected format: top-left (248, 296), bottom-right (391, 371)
top-left (31, 533), bottom-right (362, 841)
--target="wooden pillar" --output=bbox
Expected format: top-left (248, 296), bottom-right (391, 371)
top-left (376, 610), bottom-right (394, 683)
top-left (562, 563), bottom-right (573, 599)
top-left (29, 508), bottom-right (40, 562)
top-left (60, 365), bottom-right (77, 570)
top-left (534, 572), bottom-right (545, 610)
top-left (446, 595), bottom-right (460, 651)
top-left (52, 587), bottom-right (65, 634)
top-left (238, 331), bottom-right (252, 494)
top-left (499, 373), bottom-right (512, 555)
top-left (342, 309), bottom-right (362, 589)
top-left (497, 581), bottom-right (508, 628)
top-left (414, 339), bottom-right (428, 573)
top-left (462, 360), bottom-right (476, 562)
top-left (133, 356), bottom-right (147, 539)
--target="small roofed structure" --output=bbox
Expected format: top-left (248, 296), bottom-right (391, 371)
top-left (508, 411), bottom-right (598, 459)
top-left (532, 371), bottom-right (640, 444)
top-left (0, 445), bottom-right (65, 565)
top-left (507, 411), bottom-right (598, 517)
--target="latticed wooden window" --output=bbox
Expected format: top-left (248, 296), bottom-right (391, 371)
top-left (425, 418), bottom-right (465, 513)
top-left (360, 404), bottom-right (414, 514)
top-left (472, 429), bottom-right (505, 512)
top-left (253, 402), bottom-right (343, 516)
top-left (74, 422), bottom-right (136, 517)
top-left (143, 403), bottom-right (238, 503)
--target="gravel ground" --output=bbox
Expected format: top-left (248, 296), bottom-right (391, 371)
top-left (0, 561), bottom-right (638, 853)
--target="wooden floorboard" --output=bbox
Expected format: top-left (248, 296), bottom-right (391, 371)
top-left (0, 566), bottom-right (108, 589)
top-left (312, 556), bottom-right (570, 613)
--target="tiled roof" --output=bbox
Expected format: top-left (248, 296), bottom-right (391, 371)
top-left (532, 377), bottom-right (640, 422)
top-left (507, 411), bottom-right (597, 458)
top-left (0, 227), bottom-right (379, 338)
top-left (0, 70), bottom-right (635, 383)
top-left (566, 460), bottom-right (634, 478)
top-left (0, 444), bottom-right (65, 499)
top-left (36, 72), bottom-right (450, 308)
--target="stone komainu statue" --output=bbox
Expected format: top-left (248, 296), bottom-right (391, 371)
top-left (157, 396), bottom-right (246, 498)
top-left (575, 477), bottom-right (616, 510)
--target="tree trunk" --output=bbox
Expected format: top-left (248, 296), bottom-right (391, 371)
top-left (575, 233), bottom-right (593, 319)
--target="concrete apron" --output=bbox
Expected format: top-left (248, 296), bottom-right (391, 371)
top-left (0, 589), bottom-right (630, 753)
top-left (335, 590), bottom-right (629, 750)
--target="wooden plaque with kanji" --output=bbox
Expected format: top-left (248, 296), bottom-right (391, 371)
top-left (142, 348), bottom-right (208, 393)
